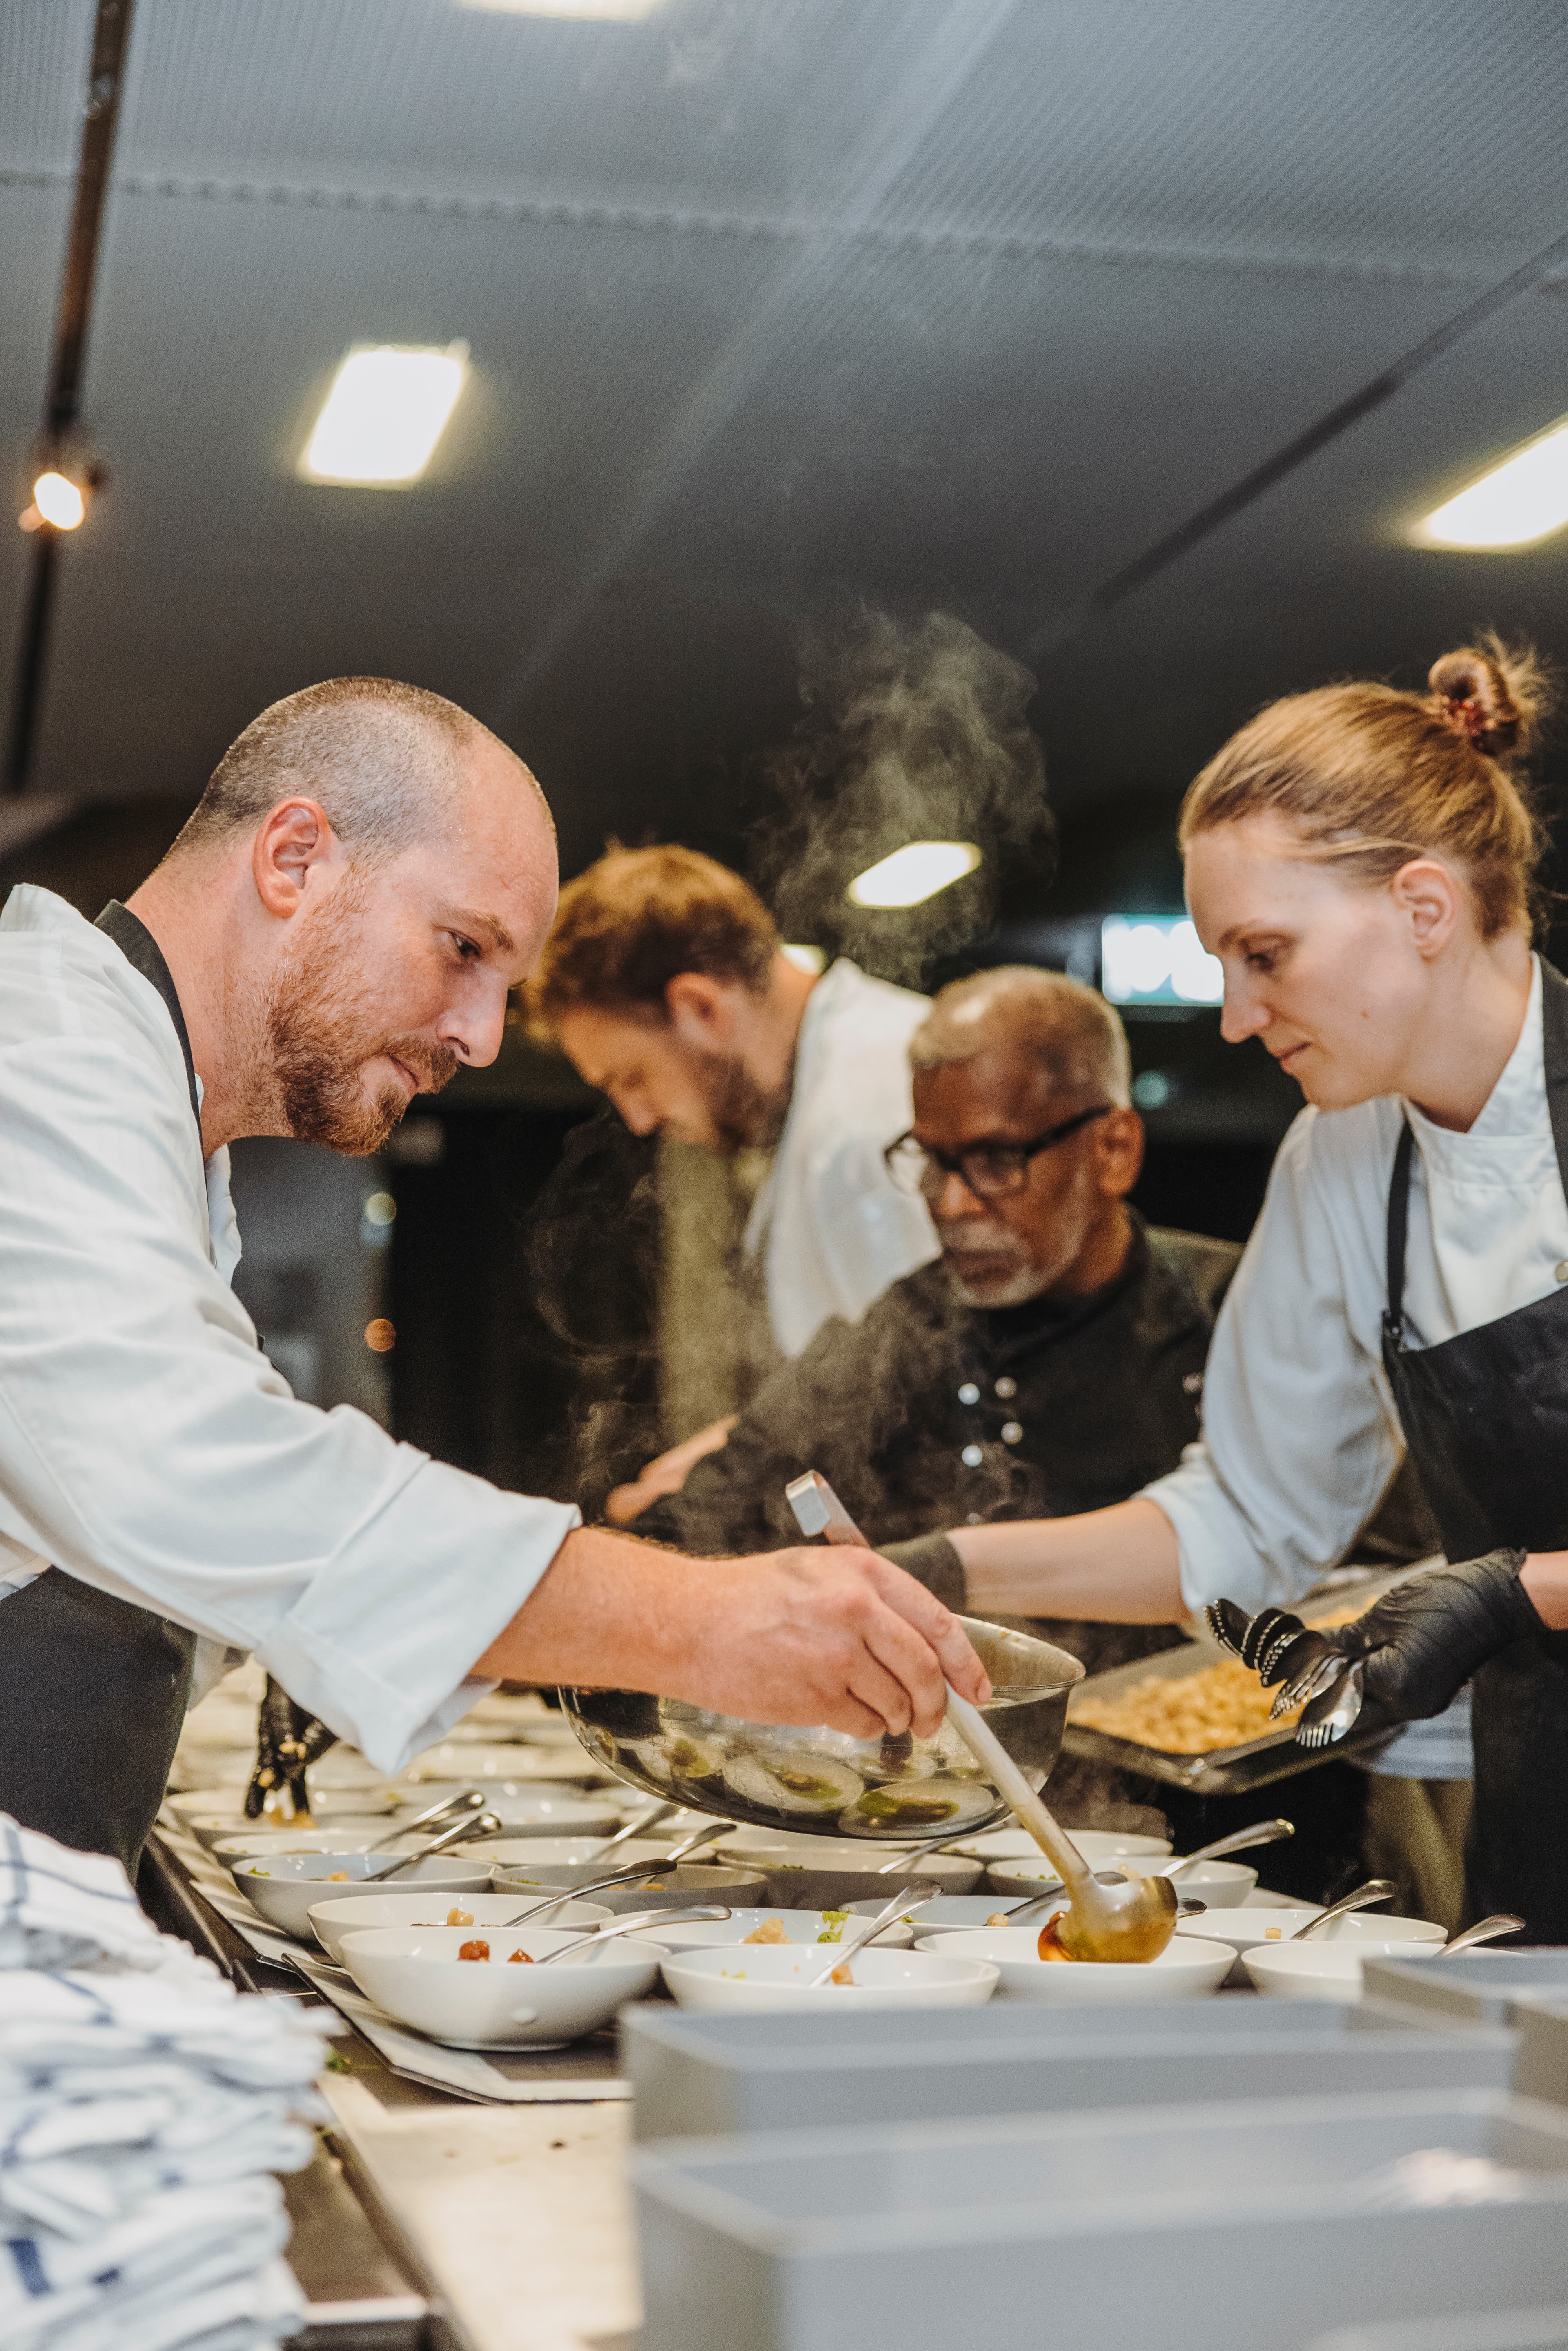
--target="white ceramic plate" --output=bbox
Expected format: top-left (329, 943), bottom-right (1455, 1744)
top-left (307, 1891), bottom-right (610, 1965)
top-left (1243, 1938), bottom-right (1443, 1999)
top-left (662, 1943), bottom-right (997, 2012)
top-left (951, 1827), bottom-right (1172, 1864)
top-left (650, 1908), bottom-right (914, 1953)
top-left (920, 1925), bottom-right (1234, 2001)
top-left (232, 1851), bottom-right (492, 1940)
top-left (338, 1922), bottom-right (668, 2046)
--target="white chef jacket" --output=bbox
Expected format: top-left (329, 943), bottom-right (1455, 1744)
top-left (0, 886), bottom-right (579, 1775)
top-left (744, 958), bottom-right (939, 1358)
top-left (1143, 956), bottom-right (1567, 1779)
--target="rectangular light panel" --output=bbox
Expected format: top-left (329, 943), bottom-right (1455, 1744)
top-left (455, 1), bottom-right (664, 18)
top-left (1101, 916), bottom-right (1223, 1007)
top-left (1417, 413), bottom-right (1568, 549)
top-left (301, 343), bottom-right (470, 486)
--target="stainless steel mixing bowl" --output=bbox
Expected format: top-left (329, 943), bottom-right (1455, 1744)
top-left (557, 1616), bottom-right (1085, 1842)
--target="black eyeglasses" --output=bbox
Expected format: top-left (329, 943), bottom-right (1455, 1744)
top-left (884, 1105), bottom-right (1113, 1202)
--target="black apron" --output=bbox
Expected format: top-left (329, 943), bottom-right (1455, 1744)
top-left (0, 904), bottom-right (200, 1874)
top-left (1381, 957), bottom-right (1568, 1941)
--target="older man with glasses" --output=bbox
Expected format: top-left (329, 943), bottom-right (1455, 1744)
top-left (626, 966), bottom-right (1237, 1648)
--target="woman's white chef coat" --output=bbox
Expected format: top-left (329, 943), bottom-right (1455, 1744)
top-left (0, 887), bottom-right (579, 1774)
top-left (744, 958), bottom-right (940, 1359)
top-left (1142, 956), bottom-right (1568, 1778)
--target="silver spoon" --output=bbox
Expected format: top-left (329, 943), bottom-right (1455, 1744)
top-left (530, 1905), bottom-right (732, 1965)
top-left (1156, 1820), bottom-right (1294, 1876)
top-left (366, 1811), bottom-right (502, 1883)
top-left (803, 1879), bottom-right (942, 1988)
top-left (363, 1789), bottom-right (487, 1853)
top-left (497, 1855), bottom-right (688, 1927)
top-left (1290, 1876), bottom-right (1398, 1940)
top-left (1442, 1914), bottom-right (1526, 1955)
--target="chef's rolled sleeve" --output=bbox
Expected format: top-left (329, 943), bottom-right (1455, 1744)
top-left (0, 894), bottom-right (580, 1772)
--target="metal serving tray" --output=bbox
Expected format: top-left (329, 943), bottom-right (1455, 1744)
top-left (622, 1998), bottom-right (1516, 2142)
top-left (1061, 1562), bottom-right (1424, 1795)
top-left (633, 2089), bottom-right (1568, 2351)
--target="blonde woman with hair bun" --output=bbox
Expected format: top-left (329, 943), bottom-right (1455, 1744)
top-left (895, 637), bottom-right (1568, 1938)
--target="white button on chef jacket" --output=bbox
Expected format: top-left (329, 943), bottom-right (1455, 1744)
top-left (0, 888), bottom-right (579, 1774)
top-left (743, 959), bottom-right (939, 1358)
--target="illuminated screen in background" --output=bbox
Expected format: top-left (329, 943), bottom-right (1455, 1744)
top-left (1100, 916), bottom-right (1224, 1007)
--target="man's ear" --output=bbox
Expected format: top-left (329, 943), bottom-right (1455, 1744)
top-left (252, 798), bottom-right (342, 921)
top-left (1096, 1105), bottom-right (1146, 1200)
top-left (664, 971), bottom-right (734, 1041)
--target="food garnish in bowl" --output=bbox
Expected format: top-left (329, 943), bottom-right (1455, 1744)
top-left (458, 1939), bottom-right (491, 1962)
top-left (742, 1916), bottom-right (788, 1944)
top-left (507, 1949), bottom-right (534, 1963)
top-left (446, 1907), bottom-right (473, 1927)
top-left (830, 1963), bottom-right (855, 1986)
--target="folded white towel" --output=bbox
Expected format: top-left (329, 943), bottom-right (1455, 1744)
top-left (0, 1819), bottom-right (164, 1975)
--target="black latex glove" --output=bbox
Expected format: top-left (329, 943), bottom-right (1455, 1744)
top-left (1209, 1549), bottom-right (1538, 1744)
top-left (878, 1533), bottom-right (967, 1614)
top-left (244, 1675), bottom-right (340, 1819)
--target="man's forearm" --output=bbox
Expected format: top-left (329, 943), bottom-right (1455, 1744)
top-left (471, 1522), bottom-right (994, 1741)
top-left (474, 1524), bottom-right (707, 1690)
top-left (949, 1497), bottom-right (1186, 1622)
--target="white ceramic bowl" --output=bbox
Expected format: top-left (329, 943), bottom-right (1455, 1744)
top-left (1243, 1937), bottom-right (1443, 1999)
top-left (339, 1922), bottom-right (668, 2046)
top-left (713, 1833), bottom-right (980, 1892)
top-left (232, 1852), bottom-right (493, 1940)
top-left (307, 1890), bottom-right (611, 1965)
top-left (920, 1926), bottom-right (1234, 2001)
top-left (1180, 1908), bottom-right (1445, 1965)
top-left (401, 1789), bottom-right (622, 1838)
top-left (400, 1742), bottom-right (612, 1788)
top-left (986, 1851), bottom-right (1183, 1897)
top-left (662, 1943), bottom-right (997, 2012)
top-left (1152, 1860), bottom-right (1259, 1904)
top-left (168, 1787), bottom-right (394, 1841)
top-left (210, 1823), bottom-right (399, 1865)
top-left (953, 1827), bottom-right (1172, 1865)
top-left (468, 1836), bottom-right (673, 1879)
top-left (652, 1908), bottom-right (914, 1954)
top-left (853, 1894), bottom-right (1028, 1936)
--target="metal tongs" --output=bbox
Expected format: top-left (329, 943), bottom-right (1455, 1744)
top-left (784, 1472), bottom-right (1178, 1963)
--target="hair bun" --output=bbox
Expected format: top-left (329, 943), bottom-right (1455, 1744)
top-left (1428, 637), bottom-right (1548, 760)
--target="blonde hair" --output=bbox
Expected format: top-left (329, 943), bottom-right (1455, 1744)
top-left (1179, 637), bottom-right (1552, 939)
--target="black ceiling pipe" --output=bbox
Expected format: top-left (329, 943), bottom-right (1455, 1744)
top-left (5, 0), bottom-right (136, 796)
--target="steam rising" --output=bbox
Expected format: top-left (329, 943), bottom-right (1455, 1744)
top-left (752, 609), bottom-right (1055, 986)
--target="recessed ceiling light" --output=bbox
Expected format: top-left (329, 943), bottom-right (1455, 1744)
top-left (846, 842), bottom-right (982, 910)
top-left (455, 0), bottom-right (664, 18)
top-left (1416, 412), bottom-right (1568, 550)
top-left (301, 343), bottom-right (470, 487)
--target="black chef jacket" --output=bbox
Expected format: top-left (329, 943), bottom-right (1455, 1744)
top-left (635, 1213), bottom-right (1238, 1680)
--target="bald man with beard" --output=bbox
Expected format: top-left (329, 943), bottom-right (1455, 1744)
top-left (0, 677), bottom-right (987, 1870)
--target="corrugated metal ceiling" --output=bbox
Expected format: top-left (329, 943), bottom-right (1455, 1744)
top-left (2, 0), bottom-right (1567, 875)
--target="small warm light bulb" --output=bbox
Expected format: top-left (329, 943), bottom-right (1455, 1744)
top-left (33, 472), bottom-right (85, 530)
top-left (846, 842), bottom-right (982, 910)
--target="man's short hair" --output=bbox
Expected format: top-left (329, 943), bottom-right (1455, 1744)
top-left (910, 966), bottom-right (1131, 1107)
top-left (169, 676), bottom-right (541, 862)
top-left (528, 845), bottom-right (779, 1028)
